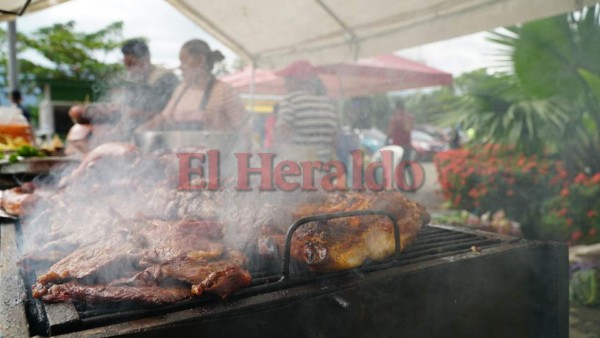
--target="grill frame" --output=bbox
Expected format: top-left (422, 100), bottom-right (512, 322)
top-left (1, 222), bottom-right (568, 337)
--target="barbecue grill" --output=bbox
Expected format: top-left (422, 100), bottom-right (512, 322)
top-left (1, 218), bottom-right (567, 337)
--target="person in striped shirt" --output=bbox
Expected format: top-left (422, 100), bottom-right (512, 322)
top-left (274, 61), bottom-right (339, 162)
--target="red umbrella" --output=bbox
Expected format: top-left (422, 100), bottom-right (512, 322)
top-left (219, 54), bottom-right (452, 98)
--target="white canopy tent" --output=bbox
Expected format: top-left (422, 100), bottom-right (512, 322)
top-left (0, 0), bottom-right (70, 17)
top-left (0, 0), bottom-right (596, 68)
top-left (163, 0), bottom-right (598, 68)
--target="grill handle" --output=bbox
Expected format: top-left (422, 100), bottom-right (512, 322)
top-left (281, 209), bottom-right (400, 280)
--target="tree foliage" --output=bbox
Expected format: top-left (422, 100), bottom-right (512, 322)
top-left (0, 20), bottom-right (125, 93)
top-left (488, 5), bottom-right (600, 171)
top-left (404, 6), bottom-right (600, 171)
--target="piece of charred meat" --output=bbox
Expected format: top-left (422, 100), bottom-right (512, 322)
top-left (112, 249), bottom-right (247, 287)
top-left (191, 266), bottom-right (253, 298)
top-left (31, 218), bottom-right (252, 304)
top-left (36, 219), bottom-right (226, 285)
top-left (33, 283), bottom-right (191, 305)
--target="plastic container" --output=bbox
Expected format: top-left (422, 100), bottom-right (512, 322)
top-left (0, 107), bottom-right (35, 145)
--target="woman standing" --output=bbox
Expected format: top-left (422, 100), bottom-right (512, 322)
top-left (141, 39), bottom-right (247, 132)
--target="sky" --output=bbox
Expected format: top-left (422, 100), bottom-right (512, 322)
top-left (11, 0), bottom-right (501, 77)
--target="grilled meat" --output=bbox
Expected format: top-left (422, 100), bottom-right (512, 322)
top-left (112, 250), bottom-right (247, 287)
top-left (31, 218), bottom-right (251, 303)
top-left (1, 185), bottom-right (38, 217)
top-left (289, 191), bottom-right (429, 272)
top-left (36, 229), bottom-right (145, 285)
top-left (191, 266), bottom-right (253, 298)
top-left (36, 220), bottom-right (225, 285)
top-left (33, 282), bottom-right (191, 305)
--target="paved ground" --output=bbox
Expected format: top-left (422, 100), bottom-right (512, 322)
top-left (571, 305), bottom-right (600, 337)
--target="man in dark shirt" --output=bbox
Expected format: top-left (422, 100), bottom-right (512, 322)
top-left (67, 39), bottom-right (179, 152)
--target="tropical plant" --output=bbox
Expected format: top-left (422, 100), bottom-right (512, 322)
top-left (488, 5), bottom-right (600, 172)
top-left (455, 71), bottom-right (570, 156)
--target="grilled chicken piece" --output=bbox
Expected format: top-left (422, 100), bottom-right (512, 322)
top-left (289, 191), bottom-right (429, 272)
top-left (33, 282), bottom-right (191, 305)
top-left (191, 266), bottom-right (252, 298)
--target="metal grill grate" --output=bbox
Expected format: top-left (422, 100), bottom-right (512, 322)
top-left (23, 224), bottom-right (507, 336)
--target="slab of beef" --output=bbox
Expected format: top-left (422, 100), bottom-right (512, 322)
top-left (288, 191), bottom-right (429, 272)
top-left (34, 250), bottom-right (251, 303)
top-left (139, 220), bottom-right (224, 266)
top-left (36, 220), bottom-right (225, 286)
top-left (33, 283), bottom-right (191, 305)
top-left (191, 266), bottom-right (252, 298)
top-left (112, 250), bottom-right (247, 287)
top-left (36, 226), bottom-right (146, 285)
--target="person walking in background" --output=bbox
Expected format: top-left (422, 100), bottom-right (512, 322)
top-left (263, 103), bottom-right (278, 150)
top-left (387, 100), bottom-right (414, 161)
top-left (450, 122), bottom-right (462, 149)
top-left (274, 60), bottom-right (339, 162)
top-left (10, 89), bottom-right (31, 123)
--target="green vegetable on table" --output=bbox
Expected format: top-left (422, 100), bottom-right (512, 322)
top-left (8, 153), bottom-right (19, 164)
top-left (16, 145), bottom-right (43, 158)
top-left (570, 269), bottom-right (600, 306)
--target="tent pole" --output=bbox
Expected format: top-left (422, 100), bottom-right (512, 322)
top-left (249, 61), bottom-right (257, 150)
top-left (7, 20), bottom-right (19, 91)
top-left (249, 61), bottom-right (256, 113)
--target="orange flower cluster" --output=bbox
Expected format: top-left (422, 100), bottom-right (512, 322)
top-left (434, 145), bottom-right (555, 212)
top-left (434, 144), bottom-right (600, 244)
top-left (544, 172), bottom-right (600, 245)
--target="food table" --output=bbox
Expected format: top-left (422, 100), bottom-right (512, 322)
top-left (0, 156), bottom-right (79, 189)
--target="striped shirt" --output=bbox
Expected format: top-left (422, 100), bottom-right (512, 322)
top-left (275, 90), bottom-right (339, 160)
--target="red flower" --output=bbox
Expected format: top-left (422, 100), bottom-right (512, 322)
top-left (592, 173), bottom-right (600, 185)
top-left (560, 188), bottom-right (569, 197)
top-left (571, 230), bottom-right (583, 241)
top-left (587, 210), bottom-right (598, 219)
top-left (589, 228), bottom-right (597, 236)
top-left (558, 208), bottom-right (568, 217)
top-left (574, 173), bottom-right (588, 184)
top-left (453, 195), bottom-right (461, 206)
top-left (566, 218), bottom-right (574, 227)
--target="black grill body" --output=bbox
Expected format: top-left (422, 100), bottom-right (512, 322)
top-left (1, 224), bottom-right (567, 337)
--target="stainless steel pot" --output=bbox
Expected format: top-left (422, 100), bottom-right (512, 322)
top-left (133, 131), bottom-right (238, 153)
